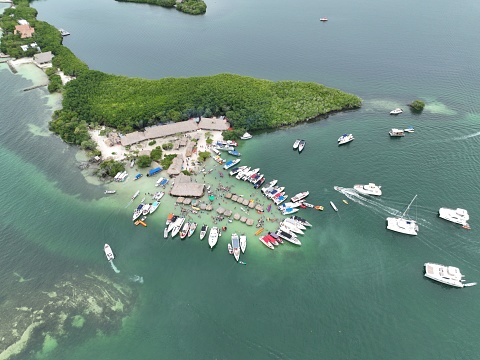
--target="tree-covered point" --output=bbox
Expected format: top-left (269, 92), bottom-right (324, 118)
top-left (56, 71), bottom-right (361, 143)
top-left (115, 0), bottom-right (206, 15)
top-left (409, 100), bottom-right (425, 112)
top-left (98, 159), bottom-right (126, 178)
top-left (160, 154), bottom-right (177, 169)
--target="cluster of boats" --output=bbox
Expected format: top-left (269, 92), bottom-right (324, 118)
top-left (227, 233), bottom-right (247, 262)
top-left (132, 191), bottom-right (165, 223)
top-left (113, 171), bottom-right (129, 182)
top-left (292, 139), bottom-right (306, 152)
top-left (230, 166), bottom-right (266, 188)
top-left (259, 216), bottom-right (311, 249)
top-left (164, 214), bottom-right (198, 239)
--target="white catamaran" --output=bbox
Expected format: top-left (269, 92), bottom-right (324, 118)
top-left (386, 195), bottom-right (418, 235)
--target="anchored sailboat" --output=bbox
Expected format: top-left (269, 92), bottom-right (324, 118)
top-left (386, 195), bottom-right (418, 235)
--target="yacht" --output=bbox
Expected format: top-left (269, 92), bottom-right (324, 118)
top-left (386, 195), bottom-right (418, 235)
top-left (149, 201), bottom-right (160, 214)
top-left (142, 203), bottom-right (151, 216)
top-left (104, 244), bottom-right (114, 261)
top-left (208, 227), bottom-right (219, 248)
top-left (199, 224), bottom-right (208, 240)
top-left (389, 128), bottom-right (405, 137)
top-left (131, 190), bottom-right (140, 201)
top-left (291, 215), bottom-right (312, 227)
top-left (390, 108), bottom-right (403, 115)
top-left (353, 183), bottom-right (382, 196)
top-left (291, 191), bottom-right (309, 202)
top-left (231, 233), bottom-right (241, 262)
top-left (293, 139), bottom-right (301, 150)
top-left (240, 132), bottom-right (253, 140)
top-left (424, 263), bottom-right (476, 288)
top-left (338, 134), bottom-right (354, 145)
top-left (298, 140), bottom-right (306, 152)
top-left (240, 234), bottom-right (247, 253)
top-left (228, 243), bottom-right (233, 255)
top-left (171, 217), bottom-right (185, 238)
top-left (188, 222), bottom-right (197, 237)
top-left (280, 221), bottom-right (304, 235)
top-left (438, 208), bottom-right (470, 227)
top-left (132, 204), bottom-right (144, 221)
top-left (284, 218), bottom-right (306, 230)
top-left (276, 230), bottom-right (302, 245)
top-left (179, 222), bottom-right (190, 239)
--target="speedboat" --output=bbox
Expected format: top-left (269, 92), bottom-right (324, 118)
top-left (424, 263), bottom-right (476, 288)
top-left (386, 195), bottom-right (418, 235)
top-left (223, 158), bottom-right (241, 170)
top-left (236, 167), bottom-right (251, 180)
top-left (338, 134), bottom-right (354, 145)
top-left (330, 201), bottom-right (338, 212)
top-left (269, 232), bottom-right (283, 244)
top-left (390, 108), bottom-right (403, 115)
top-left (280, 220), bottom-right (304, 235)
top-left (104, 190), bottom-right (116, 194)
top-left (188, 222), bottom-right (197, 237)
top-left (163, 227), bottom-right (169, 238)
top-left (142, 203), bottom-right (151, 216)
top-left (208, 227), bottom-right (219, 248)
top-left (199, 224), bottom-right (208, 240)
top-left (438, 208), bottom-right (470, 227)
top-left (180, 222), bottom-right (190, 239)
top-left (240, 132), bottom-right (253, 140)
top-left (171, 217), bottom-right (185, 238)
top-left (320, 17), bottom-right (328, 21)
top-left (228, 243), bottom-right (233, 254)
top-left (293, 139), bottom-right (301, 149)
top-left (276, 230), bottom-right (301, 245)
top-left (228, 150), bottom-right (241, 157)
top-left (259, 235), bottom-right (275, 250)
top-left (291, 191), bottom-right (309, 203)
top-left (153, 191), bottom-right (165, 200)
top-left (167, 215), bottom-right (178, 231)
top-left (131, 190), bottom-right (140, 201)
top-left (134, 173), bottom-right (143, 181)
top-left (265, 234), bottom-right (279, 246)
top-left (404, 126), bottom-right (415, 133)
top-left (216, 144), bottom-right (235, 151)
top-left (353, 183), bottom-right (382, 196)
top-left (254, 177), bottom-right (266, 189)
top-left (149, 201), bottom-right (160, 214)
top-left (130, 159), bottom-right (135, 168)
top-left (231, 233), bottom-right (241, 262)
top-left (132, 204), bottom-right (144, 221)
top-left (389, 128), bottom-right (405, 137)
top-left (104, 244), bottom-right (114, 261)
top-left (298, 140), bottom-right (306, 152)
top-left (240, 234), bottom-right (247, 253)
top-left (284, 218), bottom-right (306, 230)
top-left (280, 202), bottom-right (302, 209)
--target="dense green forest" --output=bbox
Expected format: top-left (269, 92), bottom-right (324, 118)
top-left (115, 0), bottom-right (207, 15)
top-left (51, 71), bottom-right (361, 143)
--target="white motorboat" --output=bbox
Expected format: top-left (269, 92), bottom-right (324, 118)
top-left (281, 207), bottom-right (299, 215)
top-left (438, 208), bottom-right (470, 227)
top-left (280, 202), bottom-right (302, 209)
top-left (330, 201), bottom-right (338, 212)
top-left (389, 128), bottom-right (405, 137)
top-left (215, 144), bottom-right (235, 151)
top-left (223, 158), bottom-right (241, 170)
top-left (171, 217), bottom-right (185, 238)
top-left (228, 243), bottom-right (233, 254)
top-left (104, 244), bottom-right (114, 261)
top-left (231, 233), bottom-right (241, 262)
top-left (298, 139), bottom-right (306, 152)
top-left (142, 203), bottom-right (151, 215)
top-left (208, 227), bottom-right (219, 248)
top-left (236, 167), bottom-right (251, 180)
top-left (180, 222), bottom-right (190, 239)
top-left (104, 190), bottom-right (116, 194)
top-left (386, 195), bottom-right (418, 235)
top-left (188, 222), bottom-right (197, 237)
top-left (291, 191), bottom-right (309, 202)
top-left (276, 230), bottom-right (301, 245)
top-left (167, 215), bottom-right (178, 231)
top-left (149, 201), bottom-right (160, 214)
top-left (424, 263), bottom-right (476, 288)
top-left (230, 165), bottom-right (246, 176)
top-left (353, 183), bottom-right (382, 196)
top-left (291, 215), bottom-right (312, 227)
top-left (259, 235), bottom-right (275, 250)
top-left (199, 224), bottom-right (208, 240)
top-left (163, 227), bottom-right (169, 238)
top-left (131, 190), bottom-right (140, 201)
top-left (130, 159), bottom-right (135, 168)
top-left (240, 132), bottom-right (253, 140)
top-left (132, 203), bottom-right (144, 221)
top-left (338, 134), bottom-right (354, 145)
top-left (155, 177), bottom-right (164, 187)
top-left (240, 234), bottom-right (247, 253)
top-left (280, 220), bottom-right (304, 235)
top-left (283, 217), bottom-right (307, 230)
top-left (320, 17), bottom-right (328, 22)
top-left (293, 139), bottom-right (301, 149)
top-left (404, 126), bottom-right (415, 133)
top-left (153, 191), bottom-right (165, 200)
top-left (390, 108), bottom-right (403, 115)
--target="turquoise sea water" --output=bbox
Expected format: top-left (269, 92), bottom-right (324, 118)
top-left (1, 0), bottom-right (480, 358)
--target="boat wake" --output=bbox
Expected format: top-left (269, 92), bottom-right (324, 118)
top-left (110, 260), bottom-right (120, 273)
top-left (451, 130), bottom-right (480, 141)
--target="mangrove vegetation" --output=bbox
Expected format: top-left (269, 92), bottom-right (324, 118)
top-left (115, 0), bottom-right (207, 15)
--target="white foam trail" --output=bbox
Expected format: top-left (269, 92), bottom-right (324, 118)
top-left (110, 260), bottom-right (120, 273)
top-left (451, 131), bottom-right (480, 141)
top-left (334, 187), bottom-right (402, 218)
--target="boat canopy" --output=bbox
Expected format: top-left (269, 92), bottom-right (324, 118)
top-left (147, 167), bottom-right (162, 176)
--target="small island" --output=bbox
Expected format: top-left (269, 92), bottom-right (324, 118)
top-left (115, 0), bottom-right (207, 15)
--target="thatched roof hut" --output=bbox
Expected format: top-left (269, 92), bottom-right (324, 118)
top-left (233, 213), bottom-right (241, 220)
top-left (170, 173), bottom-right (204, 197)
top-left (216, 207), bottom-right (225, 214)
top-left (200, 203), bottom-right (207, 210)
top-left (176, 197), bottom-right (185, 203)
top-left (243, 199), bottom-right (250, 206)
top-left (167, 154), bottom-right (184, 177)
top-left (224, 209), bottom-right (232, 217)
top-left (240, 216), bottom-right (247, 223)
top-left (231, 195), bottom-right (238, 202)
top-left (246, 219), bottom-right (254, 226)
top-left (183, 198), bottom-right (192, 205)
top-left (225, 193), bottom-right (232, 199)
top-left (206, 204), bottom-right (213, 211)
top-left (236, 197), bottom-right (244, 204)
top-left (247, 201), bottom-right (254, 208)
top-left (255, 204), bottom-right (264, 211)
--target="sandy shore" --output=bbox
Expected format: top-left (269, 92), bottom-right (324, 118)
top-left (90, 127), bottom-right (225, 172)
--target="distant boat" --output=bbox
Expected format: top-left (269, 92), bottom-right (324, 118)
top-left (200, 224), bottom-right (208, 240)
top-left (438, 208), bottom-right (470, 227)
top-left (188, 222), bottom-right (197, 237)
top-left (293, 139), bottom-right (301, 149)
top-left (228, 243), bottom-right (233, 255)
top-left (104, 244), bottom-right (114, 261)
top-left (330, 201), bottom-right (338, 212)
top-left (130, 159), bottom-right (135, 168)
top-left (404, 126), bottom-right (415, 133)
top-left (338, 134), bottom-right (354, 145)
top-left (298, 139), bottom-right (306, 152)
top-left (320, 17), bottom-right (328, 22)
top-left (240, 132), bottom-right (253, 140)
top-left (149, 201), bottom-right (160, 214)
top-left (134, 173), bottom-right (143, 180)
top-left (389, 128), bottom-right (405, 137)
top-left (104, 190), bottom-right (116, 194)
top-left (353, 183), bottom-right (382, 196)
top-left (232, 233), bottom-right (241, 261)
top-left (390, 108), bottom-right (403, 115)
top-left (228, 150), bottom-right (241, 157)
top-left (386, 195), bottom-right (418, 235)
top-left (180, 222), bottom-right (190, 239)
top-left (424, 263), bottom-right (476, 288)
top-left (58, 28), bottom-right (70, 36)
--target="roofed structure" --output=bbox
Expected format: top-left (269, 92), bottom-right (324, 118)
top-left (246, 219), bottom-right (254, 226)
top-left (170, 173), bottom-right (204, 197)
top-left (198, 117), bottom-right (230, 131)
top-left (167, 155), bottom-right (183, 177)
top-left (15, 24), bottom-right (34, 38)
top-left (224, 209), bottom-right (232, 217)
